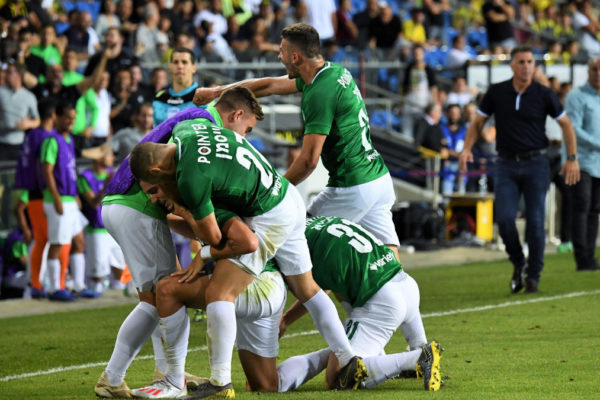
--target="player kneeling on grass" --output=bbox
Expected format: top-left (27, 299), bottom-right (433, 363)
top-left (274, 216), bottom-right (443, 392)
top-left (136, 208), bottom-right (442, 396)
top-left (130, 206), bottom-right (284, 399)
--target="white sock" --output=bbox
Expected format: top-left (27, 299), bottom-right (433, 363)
top-left (111, 278), bottom-right (125, 290)
top-left (362, 350), bottom-right (422, 388)
top-left (277, 348), bottom-right (330, 392)
top-left (151, 326), bottom-right (168, 374)
top-left (206, 301), bottom-right (236, 386)
top-left (400, 316), bottom-right (428, 351)
top-left (70, 253), bottom-right (86, 291)
top-left (94, 281), bottom-right (104, 293)
top-left (47, 259), bottom-right (61, 293)
top-left (160, 306), bottom-right (190, 389)
top-left (303, 290), bottom-right (354, 367)
top-left (105, 302), bottom-right (159, 386)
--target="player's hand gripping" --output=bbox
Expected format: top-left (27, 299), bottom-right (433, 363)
top-left (172, 255), bottom-right (205, 283)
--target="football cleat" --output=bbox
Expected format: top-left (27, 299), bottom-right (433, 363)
top-left (94, 371), bottom-right (133, 398)
top-left (182, 381), bottom-right (235, 399)
top-left (30, 287), bottom-right (48, 299)
top-left (76, 288), bottom-right (103, 298)
top-left (49, 289), bottom-right (76, 302)
top-left (132, 380), bottom-right (187, 399)
top-left (153, 368), bottom-right (209, 390)
top-left (416, 341), bottom-right (443, 391)
top-left (335, 356), bottom-right (368, 390)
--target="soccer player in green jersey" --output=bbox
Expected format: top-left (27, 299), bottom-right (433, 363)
top-left (95, 89), bottom-right (265, 398)
top-left (193, 23), bottom-right (401, 262)
top-left (130, 109), bottom-right (367, 398)
top-left (277, 216), bottom-right (442, 392)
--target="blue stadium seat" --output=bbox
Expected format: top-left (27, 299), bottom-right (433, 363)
top-left (62, 1), bottom-right (102, 22)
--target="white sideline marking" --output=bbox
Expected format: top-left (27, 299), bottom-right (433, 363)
top-left (2, 289), bottom-right (599, 383)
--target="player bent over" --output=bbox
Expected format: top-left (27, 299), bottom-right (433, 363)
top-left (130, 118), bottom-right (367, 397)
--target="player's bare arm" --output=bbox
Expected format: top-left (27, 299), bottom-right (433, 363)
top-left (193, 76), bottom-right (298, 105)
top-left (284, 134), bottom-right (327, 185)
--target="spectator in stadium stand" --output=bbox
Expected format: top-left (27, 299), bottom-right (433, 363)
top-left (0, 21), bottom-right (20, 62)
top-left (0, 0), bottom-right (28, 23)
top-left (171, 0), bottom-right (195, 37)
top-left (110, 102), bottom-right (154, 164)
top-left (29, 24), bottom-right (62, 68)
top-left (149, 66), bottom-right (168, 93)
top-left (85, 27), bottom-right (137, 79)
top-left (109, 68), bottom-right (138, 132)
top-left (95, 0), bottom-right (121, 42)
top-left (282, 0), bottom-right (309, 30)
top-left (572, 0), bottom-right (600, 57)
top-left (413, 102), bottom-right (446, 154)
top-left (459, 46), bottom-right (580, 294)
top-left (447, 35), bottom-right (475, 70)
top-left (129, 64), bottom-right (154, 103)
top-left (115, 0), bottom-right (137, 50)
top-left (481, 0), bottom-right (516, 51)
top-left (445, 77), bottom-right (476, 107)
top-left (369, 2), bottom-right (403, 51)
top-left (0, 62), bottom-right (40, 161)
top-left (63, 10), bottom-right (93, 61)
top-left (25, 0), bottom-right (52, 31)
top-left (135, 3), bottom-right (160, 72)
top-left (303, 0), bottom-right (336, 42)
top-left (34, 52), bottom-right (109, 152)
top-left (441, 104), bottom-right (467, 194)
top-left (401, 44), bottom-right (438, 139)
top-left (12, 28), bottom-right (46, 89)
top-left (194, 0), bottom-right (228, 37)
top-left (423, 0), bottom-right (450, 44)
top-left (335, 0), bottom-right (358, 47)
top-left (353, 0), bottom-right (380, 49)
top-left (563, 57), bottom-right (600, 271)
top-left (402, 7), bottom-right (427, 45)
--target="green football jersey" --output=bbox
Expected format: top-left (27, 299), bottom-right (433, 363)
top-left (296, 62), bottom-right (388, 187)
top-left (305, 216), bottom-right (403, 308)
top-left (173, 118), bottom-right (289, 219)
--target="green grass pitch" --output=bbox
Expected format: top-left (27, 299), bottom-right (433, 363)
top-left (0, 252), bottom-right (598, 399)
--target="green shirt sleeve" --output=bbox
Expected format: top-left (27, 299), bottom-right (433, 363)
top-left (12, 240), bottom-right (28, 259)
top-left (18, 190), bottom-right (29, 204)
top-left (178, 172), bottom-right (214, 220)
top-left (41, 137), bottom-right (58, 165)
top-left (85, 88), bottom-right (99, 128)
top-left (77, 175), bottom-right (92, 195)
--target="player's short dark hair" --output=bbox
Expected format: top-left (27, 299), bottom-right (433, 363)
top-left (130, 142), bottom-right (163, 184)
top-left (38, 98), bottom-right (56, 120)
top-left (216, 87), bottom-right (264, 121)
top-left (55, 102), bottom-right (76, 117)
top-left (170, 47), bottom-right (195, 63)
top-left (281, 23), bottom-right (320, 59)
top-left (511, 45), bottom-right (534, 59)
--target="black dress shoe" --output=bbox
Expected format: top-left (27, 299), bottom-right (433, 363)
top-left (576, 264), bottom-right (599, 271)
top-left (510, 264), bottom-right (526, 293)
top-left (524, 279), bottom-right (538, 293)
